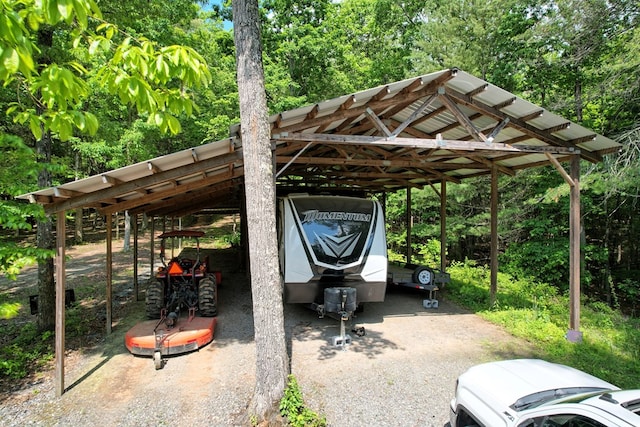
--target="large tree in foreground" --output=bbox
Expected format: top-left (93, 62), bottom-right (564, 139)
top-left (232, 0), bottom-right (289, 422)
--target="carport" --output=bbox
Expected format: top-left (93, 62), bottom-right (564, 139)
top-left (19, 68), bottom-right (620, 396)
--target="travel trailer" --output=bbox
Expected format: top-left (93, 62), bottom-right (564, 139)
top-left (278, 194), bottom-right (388, 307)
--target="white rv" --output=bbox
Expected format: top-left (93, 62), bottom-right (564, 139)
top-left (278, 194), bottom-right (388, 306)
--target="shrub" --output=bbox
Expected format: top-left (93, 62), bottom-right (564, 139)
top-left (279, 375), bottom-right (326, 427)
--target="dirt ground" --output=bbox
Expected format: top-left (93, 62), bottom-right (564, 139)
top-left (0, 222), bottom-right (536, 426)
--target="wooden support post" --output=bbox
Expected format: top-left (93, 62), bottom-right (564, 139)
top-left (55, 211), bottom-right (66, 397)
top-left (150, 216), bottom-right (155, 279)
top-left (106, 213), bottom-right (113, 334)
top-left (133, 213), bottom-right (139, 301)
top-left (406, 187), bottom-right (412, 264)
top-left (440, 180), bottom-right (447, 272)
top-left (490, 165), bottom-right (499, 306)
top-left (546, 152), bottom-right (582, 342)
top-left (568, 154), bottom-right (582, 341)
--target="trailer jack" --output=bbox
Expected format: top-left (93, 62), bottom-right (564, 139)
top-left (331, 309), bottom-right (352, 349)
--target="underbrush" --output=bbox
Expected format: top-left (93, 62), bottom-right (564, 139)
top-left (0, 323), bottom-right (53, 381)
top-left (445, 260), bottom-right (640, 389)
top-left (279, 375), bottom-right (326, 427)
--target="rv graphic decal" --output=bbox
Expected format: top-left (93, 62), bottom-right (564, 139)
top-left (315, 231), bottom-right (361, 261)
top-left (290, 198), bottom-right (376, 271)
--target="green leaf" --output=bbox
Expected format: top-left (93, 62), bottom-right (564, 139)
top-left (89, 39), bottom-right (101, 55)
top-left (58, 118), bottom-right (72, 141)
top-left (45, 0), bottom-right (61, 23)
top-left (127, 78), bottom-right (139, 97)
top-left (26, 10), bottom-right (41, 31)
top-left (84, 112), bottom-right (98, 135)
top-left (2, 48), bottom-right (20, 74)
top-left (29, 116), bottom-right (42, 140)
top-left (58, 0), bottom-right (73, 22)
top-left (166, 114), bottom-right (181, 134)
top-left (153, 112), bottom-right (163, 127)
top-left (17, 48), bottom-right (35, 75)
top-left (72, 0), bottom-right (88, 28)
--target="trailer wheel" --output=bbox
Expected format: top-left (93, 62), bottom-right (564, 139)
top-left (145, 280), bottom-right (164, 319)
top-left (198, 278), bottom-right (217, 317)
top-left (412, 266), bottom-right (433, 286)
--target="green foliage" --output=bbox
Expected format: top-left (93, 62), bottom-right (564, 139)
top-left (0, 0), bottom-right (211, 144)
top-left (0, 300), bottom-right (21, 319)
top-left (413, 238), bottom-right (441, 267)
top-left (500, 239), bottom-right (570, 289)
top-left (446, 262), bottom-right (640, 389)
top-left (279, 374), bottom-right (326, 427)
top-left (0, 322), bottom-right (53, 380)
top-left (220, 231), bottom-right (240, 248)
top-left (0, 243), bottom-right (52, 279)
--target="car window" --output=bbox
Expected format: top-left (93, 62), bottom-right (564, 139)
top-left (518, 414), bottom-right (607, 427)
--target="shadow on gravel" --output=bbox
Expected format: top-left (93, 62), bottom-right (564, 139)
top-left (318, 329), bottom-right (400, 360)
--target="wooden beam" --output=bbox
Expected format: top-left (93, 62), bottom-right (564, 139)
top-left (101, 169), bottom-right (241, 215)
top-left (390, 93), bottom-right (438, 137)
top-left (519, 109), bottom-right (544, 122)
top-left (365, 107), bottom-right (393, 136)
top-left (439, 92), bottom-right (487, 142)
top-left (466, 155), bottom-right (515, 176)
top-left (272, 132), bottom-right (580, 155)
top-left (136, 180), bottom-right (239, 216)
top-left (55, 211), bottom-right (66, 397)
top-left (545, 153), bottom-right (574, 186)
top-left (53, 187), bottom-right (82, 198)
top-left (102, 175), bottom-right (124, 186)
top-left (276, 154), bottom-right (468, 179)
top-left (45, 151), bottom-right (243, 214)
top-left (148, 161), bottom-right (161, 174)
top-left (443, 87), bottom-right (600, 162)
top-left (544, 122), bottom-right (571, 133)
top-left (492, 97), bottom-right (516, 110)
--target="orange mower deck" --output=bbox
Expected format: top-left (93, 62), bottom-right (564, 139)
top-left (125, 315), bottom-right (217, 357)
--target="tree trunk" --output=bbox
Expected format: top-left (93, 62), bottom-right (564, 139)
top-left (75, 208), bottom-right (83, 244)
top-left (123, 211), bottom-right (131, 252)
top-left (233, 0), bottom-right (289, 422)
top-left (36, 130), bottom-right (55, 331)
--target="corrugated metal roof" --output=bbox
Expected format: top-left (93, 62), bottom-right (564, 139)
top-left (20, 68), bottom-right (620, 216)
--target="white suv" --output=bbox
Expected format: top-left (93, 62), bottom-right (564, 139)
top-left (449, 359), bottom-right (640, 427)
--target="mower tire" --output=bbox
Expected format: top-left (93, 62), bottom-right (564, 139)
top-left (198, 278), bottom-right (217, 317)
top-left (153, 351), bottom-right (163, 370)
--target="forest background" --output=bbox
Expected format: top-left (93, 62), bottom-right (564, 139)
top-left (0, 0), bottom-right (639, 331)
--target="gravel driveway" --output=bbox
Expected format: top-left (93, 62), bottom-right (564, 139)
top-left (0, 249), bottom-right (534, 426)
